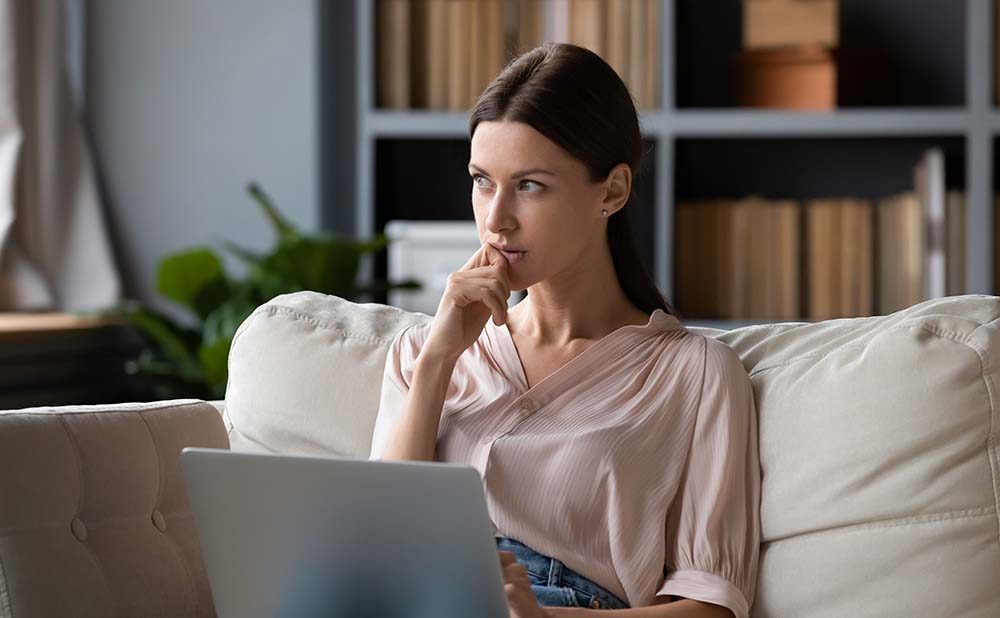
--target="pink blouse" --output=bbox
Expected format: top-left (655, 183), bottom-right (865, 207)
top-left (369, 308), bottom-right (761, 617)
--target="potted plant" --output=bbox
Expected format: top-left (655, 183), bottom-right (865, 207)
top-left (109, 182), bottom-right (420, 400)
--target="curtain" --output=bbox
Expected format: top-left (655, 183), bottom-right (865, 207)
top-left (0, 0), bottom-right (120, 311)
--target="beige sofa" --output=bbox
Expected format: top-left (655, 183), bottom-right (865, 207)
top-left (1, 291), bottom-right (998, 617)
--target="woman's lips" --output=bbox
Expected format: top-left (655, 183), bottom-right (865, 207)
top-left (498, 249), bottom-right (526, 264)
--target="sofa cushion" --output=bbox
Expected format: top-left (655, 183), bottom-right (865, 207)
top-left (225, 291), bottom-right (431, 456)
top-left (0, 399), bottom-right (228, 618)
top-left (686, 293), bottom-right (1000, 617)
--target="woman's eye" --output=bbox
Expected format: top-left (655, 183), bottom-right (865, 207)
top-left (471, 175), bottom-right (543, 192)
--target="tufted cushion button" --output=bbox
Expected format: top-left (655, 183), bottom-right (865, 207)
top-left (70, 517), bottom-right (87, 541)
top-left (152, 509), bottom-right (167, 533)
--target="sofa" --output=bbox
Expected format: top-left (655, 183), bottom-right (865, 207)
top-left (1, 290), bottom-right (998, 617)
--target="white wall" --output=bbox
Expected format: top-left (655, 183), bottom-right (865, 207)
top-left (85, 0), bottom-right (319, 323)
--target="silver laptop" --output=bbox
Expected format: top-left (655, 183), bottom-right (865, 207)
top-left (180, 447), bottom-right (509, 618)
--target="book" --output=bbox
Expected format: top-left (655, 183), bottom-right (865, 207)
top-left (840, 199), bottom-right (874, 317)
top-left (914, 148), bottom-right (947, 300)
top-left (877, 192), bottom-right (923, 314)
top-left (569, 0), bottom-right (603, 56)
top-left (426, 0), bottom-right (450, 108)
top-left (773, 199), bottom-right (802, 320)
top-left (743, 198), bottom-right (768, 318)
top-left (447, 0), bottom-right (473, 109)
top-left (945, 190), bottom-right (966, 296)
top-left (724, 199), bottom-right (748, 318)
top-left (518, 0), bottom-right (546, 52)
top-left (901, 190), bottom-right (924, 307)
top-left (604, 0), bottom-right (630, 84)
top-left (628, 0), bottom-right (646, 107)
top-left (410, 0), bottom-right (430, 107)
top-left (642, 0), bottom-right (660, 109)
top-left (376, 0), bottom-right (411, 108)
top-left (806, 199), bottom-right (839, 320)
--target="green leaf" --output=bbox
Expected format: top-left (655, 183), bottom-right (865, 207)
top-left (197, 338), bottom-right (231, 390)
top-left (221, 239), bottom-right (265, 267)
top-left (248, 182), bottom-right (299, 242)
top-left (117, 302), bottom-right (204, 382)
top-left (250, 235), bottom-right (362, 297)
top-left (129, 350), bottom-right (213, 399)
top-left (203, 298), bottom-right (259, 347)
top-left (354, 233), bottom-right (389, 255)
top-left (156, 248), bottom-right (228, 319)
top-left (353, 278), bottom-right (423, 296)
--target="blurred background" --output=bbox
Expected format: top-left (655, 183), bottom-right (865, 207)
top-left (1, 0), bottom-right (997, 407)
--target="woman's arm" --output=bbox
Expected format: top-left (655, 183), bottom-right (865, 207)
top-left (544, 598), bottom-right (733, 617)
top-left (376, 351), bottom-right (458, 462)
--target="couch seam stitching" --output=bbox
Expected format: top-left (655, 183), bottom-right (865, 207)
top-left (747, 321), bottom-right (983, 378)
top-left (970, 323), bottom-right (1000, 551)
top-left (10, 400), bottom-right (210, 416)
top-left (257, 304), bottom-right (428, 346)
top-left (695, 296), bottom-right (999, 337)
top-left (762, 505), bottom-right (996, 546)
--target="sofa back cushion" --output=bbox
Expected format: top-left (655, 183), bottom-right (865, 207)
top-left (225, 291), bottom-right (431, 456)
top-left (0, 399), bottom-right (228, 618)
top-left (688, 293), bottom-right (1000, 617)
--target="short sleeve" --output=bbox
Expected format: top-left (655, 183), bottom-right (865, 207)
top-left (367, 324), bottom-right (423, 461)
top-left (655, 338), bottom-right (761, 618)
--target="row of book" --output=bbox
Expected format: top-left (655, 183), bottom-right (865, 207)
top-left (675, 191), bottom-right (968, 322)
top-left (675, 147), bottom-right (971, 321)
top-left (375, 0), bottom-right (662, 111)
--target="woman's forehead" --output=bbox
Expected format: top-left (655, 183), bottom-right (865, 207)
top-left (470, 121), bottom-right (568, 171)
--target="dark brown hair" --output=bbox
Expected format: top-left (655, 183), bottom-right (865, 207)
top-left (469, 42), bottom-right (680, 319)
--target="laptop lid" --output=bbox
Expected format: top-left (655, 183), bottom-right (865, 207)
top-left (180, 447), bottom-right (508, 618)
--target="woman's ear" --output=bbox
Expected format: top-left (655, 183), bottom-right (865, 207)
top-left (601, 163), bottom-right (632, 216)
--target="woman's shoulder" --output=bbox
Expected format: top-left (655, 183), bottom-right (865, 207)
top-left (654, 329), bottom-right (748, 383)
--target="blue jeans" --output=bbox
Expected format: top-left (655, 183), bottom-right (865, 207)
top-left (495, 536), bottom-right (630, 610)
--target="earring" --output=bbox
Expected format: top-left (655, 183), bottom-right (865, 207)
top-left (602, 209), bottom-right (608, 217)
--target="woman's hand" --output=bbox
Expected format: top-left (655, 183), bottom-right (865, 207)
top-left (421, 242), bottom-right (511, 362)
top-left (499, 550), bottom-right (547, 618)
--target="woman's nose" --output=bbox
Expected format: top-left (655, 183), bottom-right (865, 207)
top-left (485, 192), bottom-right (515, 232)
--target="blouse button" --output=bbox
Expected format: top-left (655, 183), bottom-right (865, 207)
top-left (519, 398), bottom-right (535, 411)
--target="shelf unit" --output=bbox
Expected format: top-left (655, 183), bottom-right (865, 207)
top-left (346, 0), bottom-right (997, 329)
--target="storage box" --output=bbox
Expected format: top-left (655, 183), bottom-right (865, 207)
top-left (735, 45), bottom-right (894, 110)
top-left (744, 0), bottom-right (838, 49)
top-left (735, 45), bottom-right (836, 110)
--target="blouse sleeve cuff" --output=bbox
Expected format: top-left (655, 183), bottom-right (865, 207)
top-left (654, 569), bottom-right (750, 618)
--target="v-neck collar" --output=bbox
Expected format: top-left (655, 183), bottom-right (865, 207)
top-left (487, 308), bottom-right (682, 399)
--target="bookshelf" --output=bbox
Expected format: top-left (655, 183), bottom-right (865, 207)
top-left (337, 0), bottom-right (997, 329)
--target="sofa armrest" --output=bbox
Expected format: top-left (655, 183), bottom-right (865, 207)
top-left (0, 398), bottom-right (228, 617)
top-left (208, 398), bottom-right (229, 432)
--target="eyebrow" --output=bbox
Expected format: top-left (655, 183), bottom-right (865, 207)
top-left (468, 164), bottom-right (556, 179)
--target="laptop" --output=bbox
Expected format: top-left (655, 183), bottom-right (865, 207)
top-left (180, 447), bottom-right (509, 618)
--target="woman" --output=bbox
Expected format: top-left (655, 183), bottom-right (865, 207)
top-left (369, 42), bottom-right (760, 618)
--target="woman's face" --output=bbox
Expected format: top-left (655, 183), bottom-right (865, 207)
top-left (469, 120), bottom-right (617, 292)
